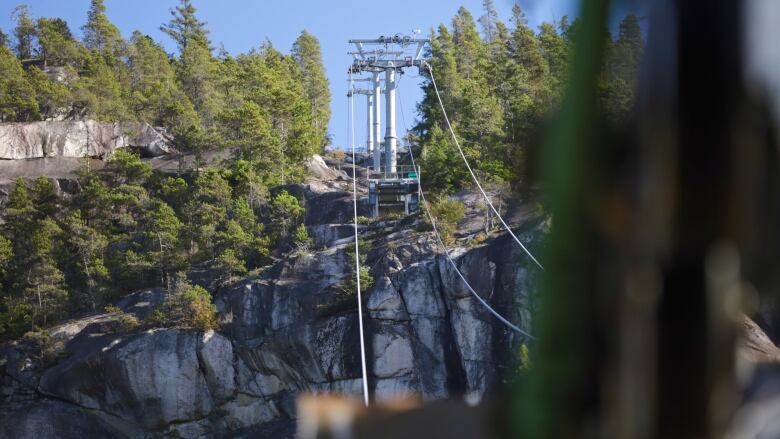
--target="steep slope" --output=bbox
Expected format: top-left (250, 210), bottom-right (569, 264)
top-left (0, 164), bottom-right (546, 438)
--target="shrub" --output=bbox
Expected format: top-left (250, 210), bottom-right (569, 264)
top-left (148, 282), bottom-right (218, 331)
top-left (293, 224), bottom-right (312, 253)
top-left (104, 305), bottom-right (141, 333)
top-left (317, 267), bottom-right (374, 318)
top-left (429, 198), bottom-right (466, 245)
top-left (22, 329), bottom-right (65, 363)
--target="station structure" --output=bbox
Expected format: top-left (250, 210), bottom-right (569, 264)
top-left (348, 35), bottom-right (430, 217)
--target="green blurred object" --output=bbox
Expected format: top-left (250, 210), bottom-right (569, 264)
top-left (511, 0), bottom-right (610, 437)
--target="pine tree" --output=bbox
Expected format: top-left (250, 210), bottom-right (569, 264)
top-left (35, 18), bottom-right (77, 65)
top-left (63, 211), bottom-right (110, 311)
top-left (0, 27), bottom-right (9, 48)
top-left (270, 190), bottom-right (304, 240)
top-left (479, 0), bottom-right (500, 42)
top-left (82, 0), bottom-right (124, 56)
top-left (161, 0), bottom-right (210, 52)
top-left (0, 46), bottom-right (39, 122)
top-left (12, 5), bottom-right (37, 60)
top-left (538, 22), bottom-right (569, 87)
top-left (27, 66), bottom-right (71, 120)
top-left (128, 31), bottom-right (199, 131)
top-left (162, 0), bottom-right (220, 126)
top-left (292, 30), bottom-right (331, 149)
top-left (143, 200), bottom-right (184, 291)
top-left (72, 51), bottom-right (131, 121)
top-left (177, 35), bottom-right (221, 126)
top-left (23, 217), bottom-right (68, 328)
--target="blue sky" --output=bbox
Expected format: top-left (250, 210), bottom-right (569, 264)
top-left (0, 0), bottom-right (584, 149)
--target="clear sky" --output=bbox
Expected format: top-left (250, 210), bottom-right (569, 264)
top-left (0, 0), bottom-right (584, 150)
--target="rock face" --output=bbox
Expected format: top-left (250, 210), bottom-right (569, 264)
top-left (0, 121), bottom-right (170, 159)
top-left (0, 169), bottom-right (546, 438)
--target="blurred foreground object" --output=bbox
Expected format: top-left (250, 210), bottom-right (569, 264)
top-left (512, 0), bottom-right (780, 438)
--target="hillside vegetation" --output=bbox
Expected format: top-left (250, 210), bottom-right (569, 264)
top-left (0, 0), bottom-right (330, 339)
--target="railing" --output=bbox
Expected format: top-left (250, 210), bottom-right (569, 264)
top-left (366, 165), bottom-right (420, 181)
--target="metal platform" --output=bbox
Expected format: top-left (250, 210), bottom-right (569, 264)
top-left (367, 165), bottom-right (420, 217)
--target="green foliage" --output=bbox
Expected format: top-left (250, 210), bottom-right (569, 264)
top-left (160, 0), bottom-right (211, 52)
top-left (0, 1), bottom-right (334, 340)
top-left (317, 267), bottom-right (374, 318)
top-left (82, 0), bottom-right (124, 56)
top-left (149, 280), bottom-right (218, 331)
top-left (108, 149), bottom-right (153, 185)
top-left (72, 51), bottom-right (132, 121)
top-left (26, 66), bottom-right (71, 120)
top-left (429, 198), bottom-right (466, 245)
top-left (0, 27), bottom-right (8, 48)
top-left (293, 30), bottom-right (331, 149)
top-left (12, 5), bottom-right (36, 60)
top-left (35, 18), bottom-right (78, 65)
top-left (270, 190), bottom-right (304, 238)
top-left (104, 304), bottom-right (140, 333)
top-left (0, 46), bottom-right (39, 122)
top-left (416, 6), bottom-right (643, 192)
top-left (128, 31), bottom-right (199, 131)
top-left (293, 224), bottom-right (312, 253)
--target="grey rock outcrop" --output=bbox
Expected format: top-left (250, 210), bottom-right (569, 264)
top-left (0, 121), bottom-right (170, 160)
top-left (0, 167), bottom-right (547, 437)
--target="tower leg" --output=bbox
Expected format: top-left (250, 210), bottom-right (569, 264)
top-left (384, 67), bottom-right (397, 175)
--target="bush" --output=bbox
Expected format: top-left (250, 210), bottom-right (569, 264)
top-left (148, 282), bottom-right (218, 331)
top-left (317, 267), bottom-right (374, 318)
top-left (104, 304), bottom-right (140, 333)
top-left (429, 198), bottom-right (466, 245)
top-left (22, 329), bottom-right (65, 363)
top-left (293, 224), bottom-right (312, 253)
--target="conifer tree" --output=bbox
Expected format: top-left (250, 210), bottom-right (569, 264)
top-left (72, 51), bottom-right (131, 121)
top-left (292, 30), bottom-right (331, 148)
top-left (35, 18), bottom-right (77, 65)
top-left (162, 0), bottom-right (221, 126)
top-left (479, 0), bottom-right (500, 42)
top-left (26, 66), bottom-right (71, 120)
top-left (12, 5), bottom-right (37, 60)
top-left (0, 27), bottom-right (8, 48)
top-left (0, 46), bottom-right (39, 122)
top-left (82, 0), bottom-right (124, 56)
top-left (128, 31), bottom-right (199, 130)
top-left (143, 200), bottom-right (184, 291)
top-left (63, 211), bottom-right (110, 311)
top-left (161, 0), bottom-right (210, 52)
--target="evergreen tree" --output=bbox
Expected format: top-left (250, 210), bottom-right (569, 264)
top-left (82, 0), bottom-right (124, 56)
top-left (143, 200), bottom-right (184, 290)
top-left (23, 217), bottom-right (68, 328)
top-left (0, 46), bottom-right (39, 122)
top-left (35, 18), bottom-right (77, 65)
top-left (292, 30), bottom-right (331, 148)
top-left (538, 21), bottom-right (569, 88)
top-left (270, 190), bottom-right (304, 239)
top-left (0, 27), bottom-right (9, 48)
top-left (161, 0), bottom-right (210, 52)
top-left (12, 5), bottom-right (37, 60)
top-left (479, 0), bottom-right (500, 42)
top-left (162, 0), bottom-right (220, 126)
top-left (72, 51), bottom-right (131, 121)
top-left (128, 31), bottom-right (199, 130)
top-left (63, 211), bottom-right (110, 311)
top-left (26, 66), bottom-right (71, 120)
